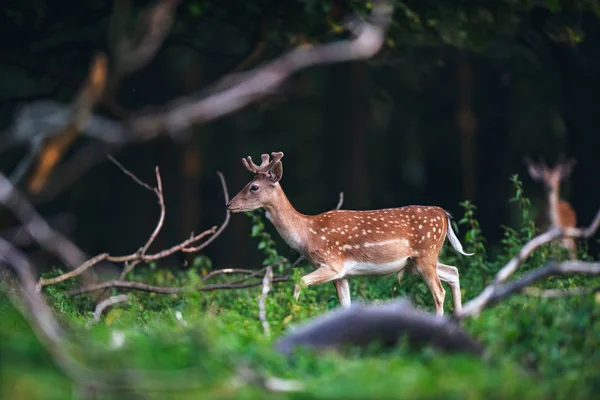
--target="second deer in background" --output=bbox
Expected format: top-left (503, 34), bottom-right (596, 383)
top-left (525, 157), bottom-right (578, 259)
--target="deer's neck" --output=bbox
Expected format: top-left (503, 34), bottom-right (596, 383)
top-left (264, 186), bottom-right (310, 252)
top-left (547, 186), bottom-right (560, 227)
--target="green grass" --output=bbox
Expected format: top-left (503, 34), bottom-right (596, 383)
top-left (1, 175), bottom-right (599, 399)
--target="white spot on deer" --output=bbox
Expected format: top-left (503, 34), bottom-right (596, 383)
top-left (421, 235), bottom-right (425, 241)
top-left (418, 225), bottom-right (423, 229)
top-left (354, 244), bottom-right (360, 249)
top-left (321, 236), bottom-right (326, 240)
top-left (309, 228), bottom-right (317, 234)
top-left (433, 227), bottom-right (436, 233)
top-left (342, 244), bottom-right (353, 251)
top-left (427, 232), bottom-right (431, 238)
top-left (335, 241), bottom-right (339, 245)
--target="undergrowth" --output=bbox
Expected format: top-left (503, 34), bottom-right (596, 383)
top-left (1, 175), bottom-right (599, 400)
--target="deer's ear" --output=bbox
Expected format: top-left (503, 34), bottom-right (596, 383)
top-left (524, 159), bottom-right (542, 181)
top-left (269, 161), bottom-right (283, 183)
top-left (559, 159), bottom-right (576, 179)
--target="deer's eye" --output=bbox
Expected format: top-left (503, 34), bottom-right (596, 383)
top-left (250, 185), bottom-right (259, 192)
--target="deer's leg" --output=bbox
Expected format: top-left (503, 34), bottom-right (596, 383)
top-left (414, 256), bottom-right (446, 316)
top-left (437, 263), bottom-right (462, 314)
top-left (333, 278), bottom-right (351, 308)
top-left (293, 266), bottom-right (342, 302)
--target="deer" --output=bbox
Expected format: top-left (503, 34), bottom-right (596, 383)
top-left (524, 157), bottom-right (578, 259)
top-left (227, 152), bottom-right (474, 316)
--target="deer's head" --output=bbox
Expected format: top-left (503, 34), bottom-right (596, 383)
top-left (524, 156), bottom-right (576, 191)
top-left (227, 152), bottom-right (284, 213)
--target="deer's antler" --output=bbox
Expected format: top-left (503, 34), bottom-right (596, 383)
top-left (242, 152), bottom-right (284, 175)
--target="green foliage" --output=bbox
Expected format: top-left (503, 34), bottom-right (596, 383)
top-left (2, 185), bottom-right (600, 399)
top-left (247, 211), bottom-right (289, 270)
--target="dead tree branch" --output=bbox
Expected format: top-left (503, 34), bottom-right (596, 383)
top-left (2, 1), bottom-right (393, 201)
top-left (274, 299), bottom-right (485, 357)
top-left (458, 208), bottom-right (600, 319)
top-left (65, 276), bottom-right (291, 296)
top-left (37, 167), bottom-right (228, 290)
top-left (470, 261), bottom-right (600, 310)
top-left (522, 286), bottom-right (600, 298)
top-left (258, 266), bottom-right (273, 337)
top-left (0, 172), bottom-right (99, 287)
top-left (89, 294), bottom-right (130, 325)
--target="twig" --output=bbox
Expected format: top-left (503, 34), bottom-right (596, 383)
top-left (458, 208), bottom-right (600, 319)
top-left (182, 171), bottom-right (230, 252)
top-left (258, 266), bottom-right (273, 337)
top-left (89, 294), bottom-right (129, 325)
top-left (66, 276), bottom-right (291, 296)
top-left (201, 268), bottom-right (255, 281)
top-left (0, 172), bottom-right (97, 285)
top-left (107, 155), bottom-right (155, 192)
top-left (38, 170), bottom-right (227, 290)
top-left (473, 261), bottom-right (600, 309)
top-left (522, 286), bottom-right (600, 298)
top-left (2, 2), bottom-right (393, 197)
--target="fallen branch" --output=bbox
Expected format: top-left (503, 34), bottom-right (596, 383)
top-left (0, 172), bottom-right (98, 287)
top-left (522, 286), bottom-right (600, 298)
top-left (258, 266), bottom-right (273, 337)
top-left (37, 167), bottom-right (228, 291)
top-left (89, 294), bottom-right (130, 325)
top-left (275, 299), bottom-right (484, 357)
top-left (65, 276), bottom-right (291, 296)
top-left (458, 208), bottom-right (600, 319)
top-left (2, 2), bottom-right (393, 201)
top-left (474, 261), bottom-right (600, 309)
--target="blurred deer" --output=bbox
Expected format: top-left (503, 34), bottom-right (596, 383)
top-left (227, 152), bottom-right (473, 316)
top-left (524, 157), bottom-right (577, 259)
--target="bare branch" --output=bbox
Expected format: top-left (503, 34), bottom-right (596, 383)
top-left (89, 294), bottom-right (130, 325)
top-left (66, 276), bottom-right (291, 296)
top-left (107, 155), bottom-right (155, 192)
top-left (38, 169), bottom-right (225, 291)
top-left (181, 171), bottom-right (230, 252)
top-left (274, 299), bottom-right (484, 357)
top-left (522, 286), bottom-right (600, 298)
top-left (467, 261), bottom-right (600, 311)
top-left (458, 208), bottom-right (600, 319)
top-left (258, 266), bottom-right (273, 337)
top-left (201, 268), bottom-right (256, 281)
top-left (0, 172), bottom-right (97, 284)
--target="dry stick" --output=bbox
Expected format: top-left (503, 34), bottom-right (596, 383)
top-left (0, 173), bottom-right (94, 281)
top-left (474, 261), bottom-right (600, 308)
top-left (458, 208), bottom-right (600, 319)
top-left (523, 286), bottom-right (600, 298)
top-left (1, 238), bottom-right (262, 392)
top-left (182, 171), bottom-right (230, 253)
top-left (66, 276), bottom-right (291, 296)
top-left (201, 268), bottom-right (256, 281)
top-left (89, 294), bottom-right (129, 325)
top-left (37, 170), bottom-right (228, 290)
top-left (258, 265), bottom-right (273, 337)
top-left (4, 2), bottom-right (392, 205)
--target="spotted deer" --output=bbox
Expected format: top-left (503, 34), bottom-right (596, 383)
top-left (525, 157), bottom-right (578, 259)
top-left (227, 152), bottom-right (473, 316)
